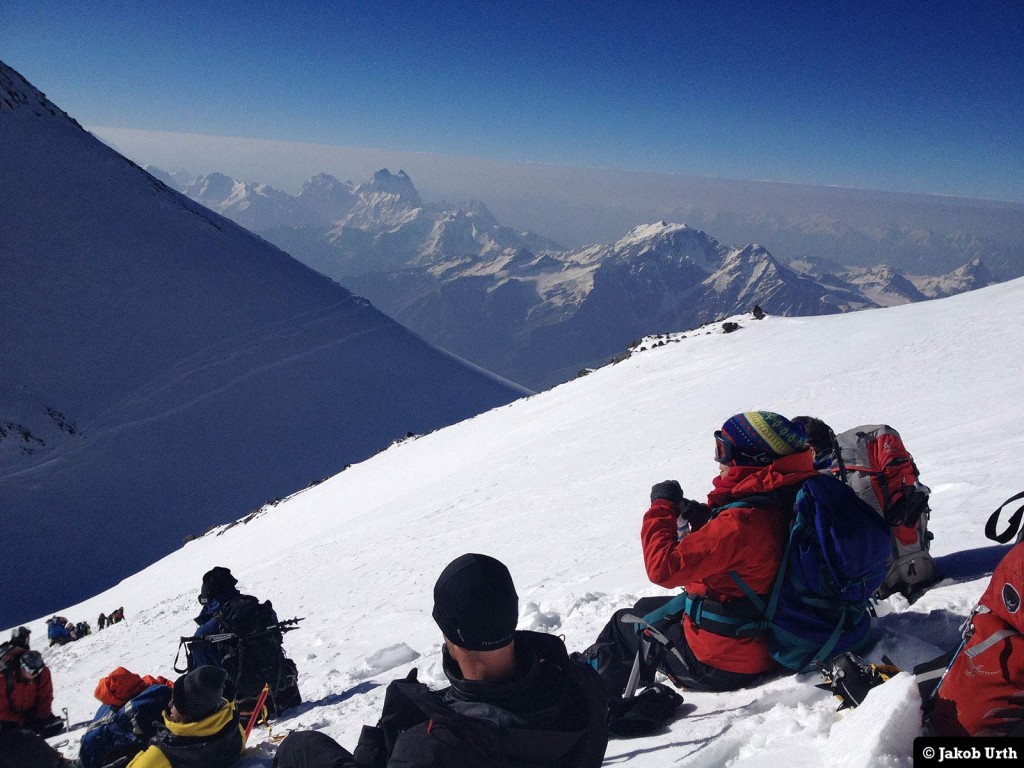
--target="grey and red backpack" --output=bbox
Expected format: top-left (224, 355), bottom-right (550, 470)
top-left (827, 424), bottom-right (936, 598)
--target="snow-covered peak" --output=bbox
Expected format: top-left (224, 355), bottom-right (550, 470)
top-left (354, 168), bottom-right (422, 207)
top-left (844, 264), bottom-right (927, 306)
top-left (911, 257), bottom-right (998, 299)
top-left (182, 172), bottom-right (238, 204)
top-left (300, 172), bottom-right (354, 196)
top-left (296, 173), bottom-right (356, 223)
top-left (614, 220), bottom-right (690, 247)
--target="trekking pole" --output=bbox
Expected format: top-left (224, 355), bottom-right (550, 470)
top-left (62, 707), bottom-right (70, 734)
top-left (243, 684), bottom-right (271, 746)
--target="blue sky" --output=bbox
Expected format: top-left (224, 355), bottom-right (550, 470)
top-left (4, 1), bottom-right (1023, 201)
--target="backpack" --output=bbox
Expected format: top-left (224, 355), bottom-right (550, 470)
top-left (830, 425), bottom-right (936, 597)
top-left (984, 491), bottom-right (1024, 544)
top-left (689, 474), bottom-right (891, 672)
top-left (79, 683), bottom-right (172, 768)
top-left (930, 536), bottom-right (1024, 736)
top-left (183, 595), bottom-right (301, 716)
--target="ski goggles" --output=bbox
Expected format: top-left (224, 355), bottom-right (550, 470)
top-left (20, 651), bottom-right (44, 678)
top-left (714, 430), bottom-right (770, 466)
top-left (714, 430), bottom-right (737, 465)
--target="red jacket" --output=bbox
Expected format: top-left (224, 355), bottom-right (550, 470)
top-left (0, 649), bottom-right (54, 727)
top-left (933, 542), bottom-right (1024, 736)
top-left (642, 451), bottom-right (816, 675)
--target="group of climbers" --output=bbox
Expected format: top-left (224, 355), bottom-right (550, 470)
top-left (6, 409), bottom-right (1019, 767)
top-left (95, 609), bottom-right (125, 632)
top-left (2, 570), bottom-right (297, 768)
top-left (47, 617), bottom-right (97, 647)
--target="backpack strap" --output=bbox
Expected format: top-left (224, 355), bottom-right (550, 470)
top-left (681, 587), bottom-right (769, 639)
top-left (965, 628), bottom-right (1020, 659)
top-left (985, 492), bottom-right (1024, 544)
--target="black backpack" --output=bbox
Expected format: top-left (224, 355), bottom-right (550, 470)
top-left (180, 595), bottom-right (301, 716)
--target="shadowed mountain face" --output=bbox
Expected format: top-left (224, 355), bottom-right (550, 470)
top-left (0, 61), bottom-right (527, 626)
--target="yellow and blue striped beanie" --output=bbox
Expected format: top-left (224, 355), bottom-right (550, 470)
top-left (720, 411), bottom-right (807, 466)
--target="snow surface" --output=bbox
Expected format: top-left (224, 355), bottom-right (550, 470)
top-left (12, 277), bottom-right (1024, 767)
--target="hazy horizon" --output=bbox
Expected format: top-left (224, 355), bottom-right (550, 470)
top-left (92, 125), bottom-right (1024, 252)
top-left (5, 1), bottom-right (1022, 207)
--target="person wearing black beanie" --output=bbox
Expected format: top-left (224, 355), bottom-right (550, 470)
top-left (125, 665), bottom-right (242, 768)
top-left (432, 552), bottom-right (518, 651)
top-left (189, 567), bottom-right (301, 718)
top-left (274, 553), bottom-right (609, 768)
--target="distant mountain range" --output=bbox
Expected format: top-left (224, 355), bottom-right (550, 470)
top-left (0, 60), bottom-right (526, 626)
top-left (153, 167), bottom-right (998, 388)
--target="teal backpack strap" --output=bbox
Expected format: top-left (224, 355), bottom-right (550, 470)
top-left (640, 592), bottom-right (690, 628)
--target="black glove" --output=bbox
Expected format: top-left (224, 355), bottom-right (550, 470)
top-left (679, 499), bottom-right (712, 530)
top-left (352, 724), bottom-right (387, 768)
top-left (607, 683), bottom-right (686, 738)
top-left (650, 480), bottom-right (683, 506)
top-left (377, 669), bottom-right (426, 753)
top-left (31, 714), bottom-right (65, 738)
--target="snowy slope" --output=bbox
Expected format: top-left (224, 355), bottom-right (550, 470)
top-left (13, 275), bottom-right (1024, 767)
top-left (0, 61), bottom-right (527, 627)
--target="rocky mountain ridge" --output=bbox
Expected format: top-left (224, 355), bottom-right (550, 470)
top-left (155, 166), bottom-right (997, 388)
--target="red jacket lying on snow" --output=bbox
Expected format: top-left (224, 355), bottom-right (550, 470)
top-left (641, 451), bottom-right (817, 675)
top-left (933, 541), bottom-right (1024, 736)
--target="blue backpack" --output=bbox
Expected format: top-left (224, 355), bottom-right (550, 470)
top-left (79, 683), bottom-right (172, 768)
top-left (674, 474), bottom-right (891, 672)
top-left (760, 474), bottom-right (892, 669)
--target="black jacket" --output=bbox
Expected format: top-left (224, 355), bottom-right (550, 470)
top-left (359, 630), bottom-right (608, 768)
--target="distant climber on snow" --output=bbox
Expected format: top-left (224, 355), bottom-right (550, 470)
top-left (47, 616), bottom-right (73, 646)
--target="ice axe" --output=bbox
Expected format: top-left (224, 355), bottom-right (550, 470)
top-left (619, 613), bottom-right (688, 698)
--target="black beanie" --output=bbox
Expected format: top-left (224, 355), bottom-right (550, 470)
top-left (172, 665), bottom-right (227, 722)
top-left (200, 567), bottom-right (238, 602)
top-left (432, 553), bottom-right (519, 651)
